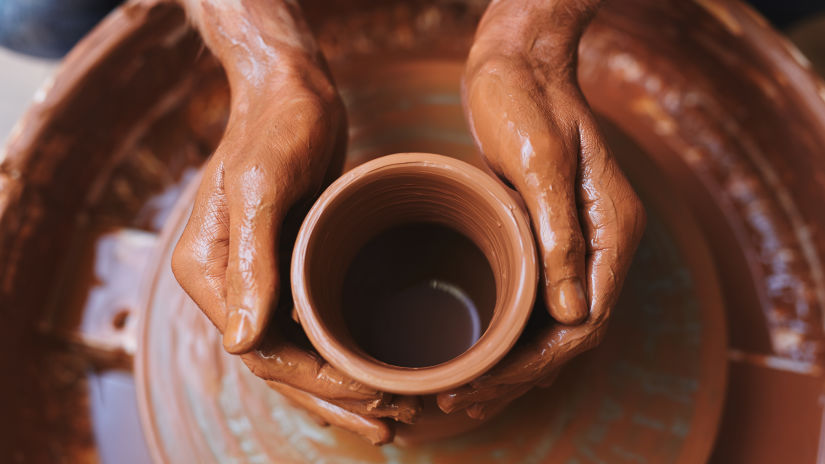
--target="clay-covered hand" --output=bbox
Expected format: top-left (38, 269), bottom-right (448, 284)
top-left (171, 0), bottom-right (417, 444)
top-left (438, 0), bottom-right (646, 418)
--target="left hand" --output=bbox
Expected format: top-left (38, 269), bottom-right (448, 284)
top-left (437, 0), bottom-right (646, 418)
top-left (171, 0), bottom-right (420, 444)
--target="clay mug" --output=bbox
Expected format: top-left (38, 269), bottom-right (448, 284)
top-left (291, 153), bottom-right (538, 443)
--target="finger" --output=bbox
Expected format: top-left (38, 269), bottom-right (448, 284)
top-left (536, 366), bottom-right (563, 388)
top-left (332, 395), bottom-right (421, 424)
top-left (438, 376), bottom-right (527, 414)
top-left (223, 166), bottom-right (285, 354)
top-left (171, 166), bottom-right (230, 330)
top-left (525, 179), bottom-right (589, 325)
top-left (462, 62), bottom-right (588, 325)
top-left (514, 129), bottom-right (588, 325)
top-left (577, 118), bottom-right (646, 324)
top-left (266, 381), bottom-right (394, 445)
top-left (320, 107), bottom-right (348, 186)
top-left (465, 380), bottom-right (537, 420)
top-left (241, 338), bottom-right (384, 403)
top-left (437, 324), bottom-right (590, 413)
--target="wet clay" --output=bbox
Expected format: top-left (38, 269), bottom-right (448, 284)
top-left (342, 223), bottom-right (496, 368)
top-left (291, 153), bottom-right (537, 396)
top-left (170, 0), bottom-right (347, 356)
top-left (169, 0), bottom-right (645, 442)
top-left (137, 115), bottom-right (728, 461)
top-left (4, 0), bottom-right (825, 460)
top-left (167, 0), bottom-right (408, 441)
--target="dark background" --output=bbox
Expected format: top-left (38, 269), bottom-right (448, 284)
top-left (1, 0), bottom-right (824, 58)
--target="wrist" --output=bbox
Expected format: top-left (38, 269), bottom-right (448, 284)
top-left (472, 0), bottom-right (602, 69)
top-left (230, 53), bottom-right (339, 111)
top-left (181, 0), bottom-right (331, 99)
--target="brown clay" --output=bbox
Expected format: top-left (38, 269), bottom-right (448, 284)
top-left (443, 0), bottom-right (647, 412)
top-left (170, 0), bottom-right (347, 356)
top-left (465, 0), bottom-right (640, 325)
top-left (167, 0), bottom-right (645, 442)
top-left (291, 153), bottom-right (537, 395)
top-left (167, 0), bottom-right (407, 439)
top-left (266, 381), bottom-right (394, 446)
top-left (3, 0), bottom-right (825, 461)
top-left (135, 110), bottom-right (728, 461)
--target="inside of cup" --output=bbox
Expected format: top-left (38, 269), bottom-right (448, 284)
top-left (303, 165), bottom-right (522, 368)
top-left (341, 222), bottom-right (496, 367)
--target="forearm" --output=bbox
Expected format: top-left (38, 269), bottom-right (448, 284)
top-left (471, 0), bottom-right (604, 73)
top-left (177, 0), bottom-right (332, 103)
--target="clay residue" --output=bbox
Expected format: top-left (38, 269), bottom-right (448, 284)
top-left (2, 0), bottom-right (825, 460)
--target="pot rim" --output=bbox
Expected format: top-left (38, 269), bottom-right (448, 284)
top-left (291, 152), bottom-right (538, 395)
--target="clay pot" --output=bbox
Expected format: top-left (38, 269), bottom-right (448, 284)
top-left (292, 153), bottom-right (538, 397)
top-left (6, 0), bottom-right (825, 461)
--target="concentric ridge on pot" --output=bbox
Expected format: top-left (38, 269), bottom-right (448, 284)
top-left (291, 153), bottom-right (538, 395)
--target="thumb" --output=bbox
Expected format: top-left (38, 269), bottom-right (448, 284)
top-left (222, 167), bottom-right (285, 354)
top-left (516, 132), bottom-right (588, 325)
top-left (526, 181), bottom-right (588, 324)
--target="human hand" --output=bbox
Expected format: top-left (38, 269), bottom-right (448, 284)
top-left (171, 0), bottom-right (419, 444)
top-left (438, 0), bottom-right (646, 418)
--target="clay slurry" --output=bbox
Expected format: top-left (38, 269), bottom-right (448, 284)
top-left (342, 223), bottom-right (497, 368)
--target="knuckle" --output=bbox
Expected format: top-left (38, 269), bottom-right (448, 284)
top-left (171, 222), bottom-right (229, 289)
top-left (471, 53), bottom-right (521, 79)
top-left (226, 164), bottom-right (284, 207)
top-left (171, 237), bottom-right (197, 284)
top-left (467, 54), bottom-right (525, 96)
top-left (279, 59), bottom-right (339, 107)
top-left (621, 190), bottom-right (647, 241)
top-left (229, 161), bottom-right (270, 185)
top-left (276, 86), bottom-right (336, 134)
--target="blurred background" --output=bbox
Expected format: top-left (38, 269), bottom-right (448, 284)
top-left (2, 0), bottom-right (825, 144)
top-left (1, 1), bottom-right (824, 462)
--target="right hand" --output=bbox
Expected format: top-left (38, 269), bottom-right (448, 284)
top-left (437, 0), bottom-right (645, 419)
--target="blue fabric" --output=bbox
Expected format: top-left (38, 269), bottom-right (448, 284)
top-left (0, 0), bottom-right (121, 58)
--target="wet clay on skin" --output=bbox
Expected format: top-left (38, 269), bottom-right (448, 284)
top-left (343, 223), bottom-right (496, 368)
top-left (12, 0), bottom-right (825, 458)
top-left (166, 0), bottom-right (411, 443)
top-left (170, 0), bottom-right (644, 444)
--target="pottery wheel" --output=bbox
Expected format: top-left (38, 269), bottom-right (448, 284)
top-left (135, 59), bottom-right (727, 463)
top-left (7, 0), bottom-right (825, 461)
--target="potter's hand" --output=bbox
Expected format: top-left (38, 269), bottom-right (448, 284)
top-left (171, 0), bottom-right (418, 444)
top-left (439, 0), bottom-right (646, 417)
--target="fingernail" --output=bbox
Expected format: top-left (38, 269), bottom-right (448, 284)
top-left (553, 279), bottom-right (588, 325)
top-left (437, 392), bottom-right (460, 414)
top-left (223, 307), bottom-right (255, 354)
top-left (466, 403), bottom-right (487, 420)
